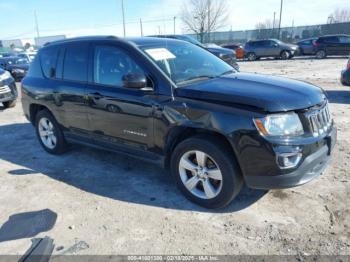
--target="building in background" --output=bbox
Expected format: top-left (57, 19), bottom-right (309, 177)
top-left (34, 35), bottom-right (66, 47)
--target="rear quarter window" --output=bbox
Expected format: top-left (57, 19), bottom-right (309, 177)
top-left (39, 46), bottom-right (59, 78)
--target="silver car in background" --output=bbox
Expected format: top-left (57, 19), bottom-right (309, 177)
top-left (244, 39), bottom-right (299, 61)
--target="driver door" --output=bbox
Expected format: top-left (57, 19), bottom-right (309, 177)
top-left (85, 44), bottom-right (155, 150)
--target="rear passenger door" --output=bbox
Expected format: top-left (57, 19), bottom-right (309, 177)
top-left (52, 43), bottom-right (90, 135)
top-left (324, 36), bottom-right (340, 55)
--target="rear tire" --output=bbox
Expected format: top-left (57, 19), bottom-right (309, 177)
top-left (316, 50), bottom-right (326, 59)
top-left (2, 100), bottom-right (16, 108)
top-left (170, 136), bottom-right (243, 209)
top-left (35, 110), bottom-right (68, 155)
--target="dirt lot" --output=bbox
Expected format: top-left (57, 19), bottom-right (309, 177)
top-left (0, 57), bottom-right (349, 256)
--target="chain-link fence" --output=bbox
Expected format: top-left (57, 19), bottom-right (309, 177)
top-left (189, 22), bottom-right (350, 45)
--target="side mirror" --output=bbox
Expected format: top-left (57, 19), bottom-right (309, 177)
top-left (274, 43), bottom-right (279, 47)
top-left (122, 73), bottom-right (147, 89)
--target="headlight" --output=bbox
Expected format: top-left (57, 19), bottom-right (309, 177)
top-left (0, 70), bottom-right (12, 81)
top-left (254, 112), bottom-right (304, 137)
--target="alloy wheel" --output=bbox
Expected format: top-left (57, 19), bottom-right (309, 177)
top-left (38, 117), bottom-right (57, 149)
top-left (178, 150), bottom-right (223, 199)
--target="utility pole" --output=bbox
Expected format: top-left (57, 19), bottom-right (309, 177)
top-left (173, 16), bottom-right (176, 34)
top-left (207, 0), bottom-right (211, 43)
top-left (140, 18), bottom-right (143, 37)
top-left (272, 11), bottom-right (276, 38)
top-left (121, 0), bottom-right (126, 37)
top-left (278, 0), bottom-right (283, 40)
top-left (34, 11), bottom-right (40, 38)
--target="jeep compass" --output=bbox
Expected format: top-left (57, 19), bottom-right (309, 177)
top-left (21, 36), bottom-right (337, 209)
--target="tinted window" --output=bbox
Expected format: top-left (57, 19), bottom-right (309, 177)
top-left (63, 44), bottom-right (88, 82)
top-left (339, 36), bottom-right (350, 43)
top-left (300, 40), bottom-right (312, 45)
top-left (40, 47), bottom-right (59, 78)
top-left (323, 36), bottom-right (339, 43)
top-left (94, 46), bottom-right (145, 87)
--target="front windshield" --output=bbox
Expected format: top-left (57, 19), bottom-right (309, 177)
top-left (140, 41), bottom-right (235, 85)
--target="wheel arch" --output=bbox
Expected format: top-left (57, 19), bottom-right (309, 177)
top-left (29, 104), bottom-right (51, 124)
top-left (164, 126), bottom-right (242, 173)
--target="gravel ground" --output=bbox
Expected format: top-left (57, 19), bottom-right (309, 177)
top-left (0, 57), bottom-right (349, 256)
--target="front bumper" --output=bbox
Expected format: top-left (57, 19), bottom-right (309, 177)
top-left (0, 82), bottom-right (17, 103)
top-left (245, 127), bottom-right (337, 190)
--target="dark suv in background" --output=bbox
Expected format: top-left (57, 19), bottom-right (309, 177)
top-left (297, 38), bottom-right (317, 56)
top-left (314, 34), bottom-right (350, 59)
top-left (22, 36), bottom-right (336, 208)
top-left (149, 35), bottom-right (239, 71)
top-left (244, 39), bottom-right (299, 61)
top-left (0, 68), bottom-right (17, 108)
top-left (0, 57), bottom-right (30, 81)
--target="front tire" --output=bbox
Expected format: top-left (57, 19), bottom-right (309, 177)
top-left (171, 136), bottom-right (243, 209)
top-left (35, 110), bottom-right (68, 155)
top-left (2, 100), bottom-right (16, 108)
top-left (280, 50), bottom-right (290, 60)
top-left (247, 52), bottom-right (257, 61)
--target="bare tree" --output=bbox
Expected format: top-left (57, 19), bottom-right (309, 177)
top-left (255, 19), bottom-right (280, 30)
top-left (328, 8), bottom-right (350, 23)
top-left (181, 0), bottom-right (230, 43)
top-left (255, 19), bottom-right (280, 39)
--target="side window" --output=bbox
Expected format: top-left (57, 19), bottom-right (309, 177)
top-left (93, 46), bottom-right (145, 87)
top-left (339, 36), bottom-right (350, 43)
top-left (63, 44), bottom-right (88, 82)
top-left (324, 37), bottom-right (339, 43)
top-left (40, 47), bottom-right (59, 78)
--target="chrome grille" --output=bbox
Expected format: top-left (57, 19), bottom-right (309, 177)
top-left (308, 104), bottom-right (332, 137)
top-left (0, 85), bottom-right (11, 95)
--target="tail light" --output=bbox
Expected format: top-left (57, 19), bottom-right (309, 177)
top-left (347, 59), bottom-right (350, 69)
top-left (313, 41), bottom-right (320, 47)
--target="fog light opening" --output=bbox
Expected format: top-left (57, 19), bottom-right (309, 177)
top-left (277, 153), bottom-right (302, 169)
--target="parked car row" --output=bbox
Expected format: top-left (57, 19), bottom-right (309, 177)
top-left (219, 34), bottom-right (350, 61)
top-left (0, 56), bottom-right (30, 82)
top-left (0, 68), bottom-right (17, 108)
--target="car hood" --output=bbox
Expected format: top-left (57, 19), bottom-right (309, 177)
top-left (175, 73), bottom-right (327, 112)
top-left (284, 43), bottom-right (299, 50)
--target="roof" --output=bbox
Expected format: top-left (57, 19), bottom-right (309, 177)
top-left (43, 35), bottom-right (182, 48)
top-left (44, 35), bottom-right (120, 47)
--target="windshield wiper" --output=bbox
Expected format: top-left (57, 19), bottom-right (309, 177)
top-left (177, 75), bottom-right (216, 85)
top-left (219, 70), bottom-right (235, 76)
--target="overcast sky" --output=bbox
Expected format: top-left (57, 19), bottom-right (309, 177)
top-left (0, 0), bottom-right (349, 40)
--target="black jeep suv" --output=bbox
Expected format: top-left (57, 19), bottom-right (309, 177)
top-left (21, 36), bottom-right (337, 208)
